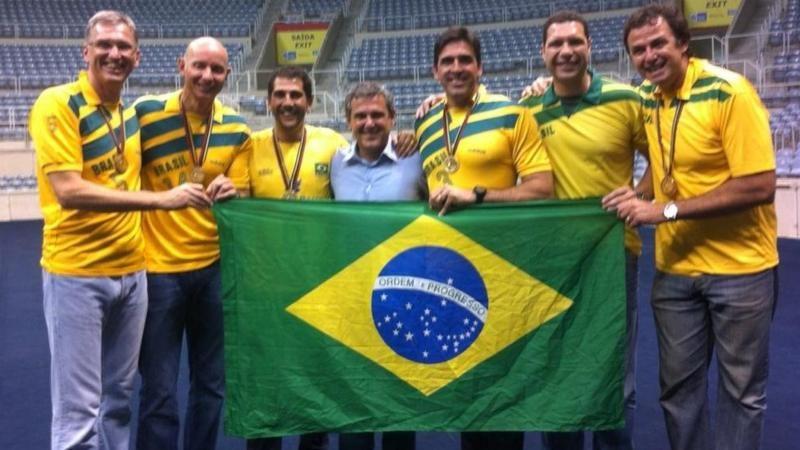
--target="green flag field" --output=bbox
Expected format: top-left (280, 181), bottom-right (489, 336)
top-left (214, 199), bottom-right (625, 438)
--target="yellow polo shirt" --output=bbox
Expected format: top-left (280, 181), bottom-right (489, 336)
top-left (520, 74), bottom-right (648, 254)
top-left (640, 58), bottom-right (778, 275)
top-left (135, 91), bottom-right (252, 273)
top-left (30, 71), bottom-right (144, 276)
top-left (249, 125), bottom-right (348, 199)
top-left (415, 85), bottom-right (551, 191)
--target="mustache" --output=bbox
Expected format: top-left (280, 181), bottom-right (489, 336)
top-left (278, 106), bottom-right (302, 115)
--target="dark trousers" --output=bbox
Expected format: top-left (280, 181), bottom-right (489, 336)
top-left (339, 431), bottom-right (415, 450)
top-left (460, 431), bottom-right (523, 450)
top-left (246, 433), bottom-right (329, 450)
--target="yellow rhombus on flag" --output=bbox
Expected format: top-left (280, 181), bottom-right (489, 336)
top-left (287, 215), bottom-right (574, 396)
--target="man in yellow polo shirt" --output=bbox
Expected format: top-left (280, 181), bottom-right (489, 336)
top-left (415, 26), bottom-right (552, 450)
top-left (416, 27), bottom-right (553, 222)
top-left (133, 37), bottom-right (251, 450)
top-left (519, 11), bottom-right (649, 450)
top-left (29, 11), bottom-right (209, 449)
top-left (604, 5), bottom-right (778, 450)
top-left (249, 66), bottom-right (348, 201)
top-left (246, 66), bottom-right (346, 450)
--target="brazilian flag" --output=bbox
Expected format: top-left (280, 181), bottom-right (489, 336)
top-left (214, 199), bottom-right (625, 438)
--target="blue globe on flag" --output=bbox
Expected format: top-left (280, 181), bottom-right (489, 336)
top-left (371, 246), bottom-right (488, 364)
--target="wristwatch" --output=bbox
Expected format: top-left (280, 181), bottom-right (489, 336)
top-left (663, 201), bottom-right (678, 221)
top-left (473, 186), bottom-right (487, 204)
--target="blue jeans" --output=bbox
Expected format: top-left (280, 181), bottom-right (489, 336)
top-left (137, 261), bottom-right (224, 450)
top-left (542, 252), bottom-right (639, 450)
top-left (651, 268), bottom-right (777, 450)
top-left (43, 269), bottom-right (147, 450)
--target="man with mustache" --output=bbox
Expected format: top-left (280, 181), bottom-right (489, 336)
top-left (246, 66), bottom-right (347, 450)
top-left (133, 37), bottom-right (252, 450)
top-left (415, 26), bottom-right (553, 450)
top-left (520, 11), bottom-right (649, 450)
top-left (249, 66), bottom-right (348, 201)
top-left (604, 5), bottom-right (778, 450)
top-left (29, 11), bottom-right (209, 449)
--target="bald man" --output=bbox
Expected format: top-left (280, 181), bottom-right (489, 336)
top-left (133, 37), bottom-right (252, 450)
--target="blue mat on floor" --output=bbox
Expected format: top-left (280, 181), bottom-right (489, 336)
top-left (1, 220), bottom-right (798, 449)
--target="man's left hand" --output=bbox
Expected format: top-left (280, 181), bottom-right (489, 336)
top-left (206, 174), bottom-right (238, 202)
top-left (429, 185), bottom-right (476, 216)
top-left (602, 186), bottom-right (664, 226)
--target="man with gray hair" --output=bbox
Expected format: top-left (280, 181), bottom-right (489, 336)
top-left (29, 11), bottom-right (210, 450)
top-left (332, 82), bottom-right (423, 450)
top-left (331, 82), bottom-right (425, 202)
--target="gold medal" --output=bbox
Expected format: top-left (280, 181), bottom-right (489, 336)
top-left (441, 93), bottom-right (479, 175)
top-left (190, 167), bottom-right (205, 184)
top-left (180, 96), bottom-right (214, 186)
top-left (113, 153), bottom-right (128, 174)
top-left (654, 99), bottom-right (685, 201)
top-left (273, 128), bottom-right (307, 200)
top-left (98, 105), bottom-right (127, 175)
top-left (443, 156), bottom-right (460, 173)
top-left (661, 175), bottom-right (677, 198)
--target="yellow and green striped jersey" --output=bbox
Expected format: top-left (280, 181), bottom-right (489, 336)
top-left (30, 71), bottom-right (145, 276)
top-left (415, 85), bottom-right (551, 191)
top-left (520, 73), bottom-right (647, 254)
top-left (249, 125), bottom-right (347, 199)
top-left (135, 91), bottom-right (251, 273)
top-left (641, 58), bottom-right (777, 275)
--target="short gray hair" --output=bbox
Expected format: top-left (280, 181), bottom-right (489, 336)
top-left (85, 10), bottom-right (138, 44)
top-left (344, 82), bottom-right (396, 119)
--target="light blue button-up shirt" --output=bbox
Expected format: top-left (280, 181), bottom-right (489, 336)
top-left (330, 140), bottom-right (425, 201)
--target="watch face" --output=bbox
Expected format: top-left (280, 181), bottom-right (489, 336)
top-left (664, 203), bottom-right (678, 220)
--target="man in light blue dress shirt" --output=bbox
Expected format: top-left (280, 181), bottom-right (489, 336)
top-left (331, 82), bottom-right (425, 202)
top-left (332, 83), bottom-right (423, 449)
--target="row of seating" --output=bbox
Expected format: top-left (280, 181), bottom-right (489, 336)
top-left (0, 175), bottom-right (36, 192)
top-left (346, 16), bottom-right (626, 82)
top-left (0, 44), bottom-right (245, 89)
top-left (768, 1), bottom-right (800, 47)
top-left (284, 0), bottom-right (346, 17)
top-left (360, 0), bottom-right (647, 31)
top-left (0, 22), bottom-right (252, 39)
top-left (0, 0), bottom-right (262, 23)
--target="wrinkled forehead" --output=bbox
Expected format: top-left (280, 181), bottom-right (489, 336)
top-left (352, 94), bottom-right (392, 114)
top-left (544, 21), bottom-right (588, 43)
top-left (86, 21), bottom-right (137, 45)
top-left (438, 40), bottom-right (477, 61)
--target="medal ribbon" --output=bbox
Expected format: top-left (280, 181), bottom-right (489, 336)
top-left (654, 97), bottom-right (685, 187)
top-left (98, 105), bottom-right (126, 161)
top-left (441, 93), bottom-right (480, 163)
top-left (180, 97), bottom-right (215, 170)
top-left (272, 127), bottom-right (307, 194)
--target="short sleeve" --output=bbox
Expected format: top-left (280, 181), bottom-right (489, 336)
top-left (30, 90), bottom-right (83, 174)
top-left (512, 105), bottom-right (551, 177)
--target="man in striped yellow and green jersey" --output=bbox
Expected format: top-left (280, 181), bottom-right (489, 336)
top-left (30, 11), bottom-right (211, 449)
top-left (415, 26), bottom-right (553, 450)
top-left (519, 11), bottom-right (649, 450)
top-left (415, 27), bottom-right (553, 221)
top-left (133, 37), bottom-right (252, 450)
